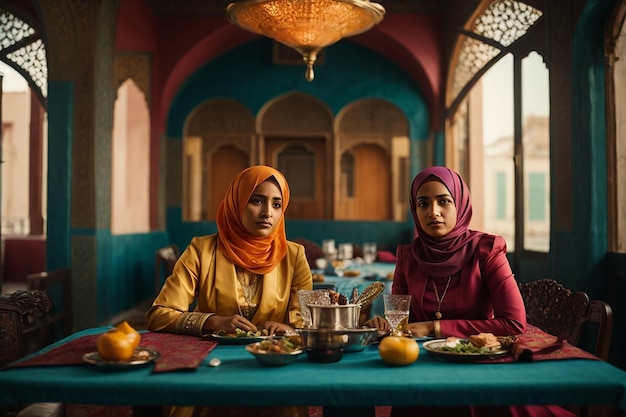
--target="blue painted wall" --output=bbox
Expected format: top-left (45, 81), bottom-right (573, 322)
top-left (167, 38), bottom-right (429, 140)
top-left (165, 38), bottom-right (431, 255)
top-left (46, 81), bottom-right (73, 271)
top-left (97, 232), bottom-right (169, 323)
top-left (563, 0), bottom-right (622, 368)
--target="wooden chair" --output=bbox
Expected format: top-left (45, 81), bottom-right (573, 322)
top-left (519, 279), bottom-right (616, 417)
top-left (26, 268), bottom-right (73, 346)
top-left (0, 290), bottom-right (52, 368)
top-left (155, 244), bottom-right (180, 295)
top-left (518, 278), bottom-right (613, 360)
top-left (0, 290), bottom-right (63, 417)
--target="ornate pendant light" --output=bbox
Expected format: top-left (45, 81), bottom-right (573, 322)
top-left (226, 0), bottom-right (386, 81)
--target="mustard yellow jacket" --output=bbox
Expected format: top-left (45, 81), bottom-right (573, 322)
top-left (146, 234), bottom-right (313, 336)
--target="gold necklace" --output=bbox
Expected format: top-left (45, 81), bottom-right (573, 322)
top-left (236, 268), bottom-right (261, 320)
top-left (432, 276), bottom-right (452, 319)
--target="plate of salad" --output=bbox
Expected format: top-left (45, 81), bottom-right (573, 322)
top-left (423, 338), bottom-right (510, 362)
top-left (208, 328), bottom-right (270, 345)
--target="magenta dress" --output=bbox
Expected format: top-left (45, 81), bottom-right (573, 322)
top-left (391, 235), bottom-right (577, 417)
top-left (394, 234), bottom-right (525, 335)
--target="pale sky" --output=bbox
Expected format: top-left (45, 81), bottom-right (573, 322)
top-left (0, 61), bottom-right (29, 92)
top-left (481, 52), bottom-right (549, 144)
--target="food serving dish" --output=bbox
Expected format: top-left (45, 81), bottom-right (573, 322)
top-left (307, 303), bottom-right (361, 329)
top-left (245, 342), bottom-right (304, 367)
top-left (423, 339), bottom-right (510, 362)
top-left (296, 327), bottom-right (378, 358)
top-left (339, 328), bottom-right (379, 352)
top-left (82, 348), bottom-right (160, 368)
top-left (296, 328), bottom-right (348, 363)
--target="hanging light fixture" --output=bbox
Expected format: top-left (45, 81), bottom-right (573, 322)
top-left (226, 0), bottom-right (386, 81)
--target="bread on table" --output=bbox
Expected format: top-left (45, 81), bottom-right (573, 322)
top-left (468, 333), bottom-right (502, 350)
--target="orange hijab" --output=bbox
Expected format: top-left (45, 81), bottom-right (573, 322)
top-left (216, 165), bottom-right (290, 274)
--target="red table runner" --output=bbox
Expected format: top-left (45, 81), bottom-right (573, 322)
top-left (485, 324), bottom-right (599, 363)
top-left (7, 331), bottom-right (218, 373)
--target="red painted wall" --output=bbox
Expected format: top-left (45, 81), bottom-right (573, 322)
top-left (3, 236), bottom-right (46, 282)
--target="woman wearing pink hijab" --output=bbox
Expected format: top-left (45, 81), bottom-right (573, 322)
top-left (367, 166), bottom-right (575, 417)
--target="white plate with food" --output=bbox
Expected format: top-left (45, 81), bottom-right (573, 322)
top-left (423, 337), bottom-right (510, 362)
top-left (208, 329), bottom-right (270, 345)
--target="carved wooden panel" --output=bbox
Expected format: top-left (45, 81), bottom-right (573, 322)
top-left (260, 92), bottom-right (333, 134)
top-left (519, 279), bottom-right (589, 342)
top-left (187, 98), bottom-right (254, 136)
top-left (0, 290), bottom-right (52, 368)
top-left (336, 98), bottom-right (409, 137)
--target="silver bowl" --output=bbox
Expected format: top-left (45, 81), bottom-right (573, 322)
top-left (307, 303), bottom-right (361, 329)
top-left (245, 343), bottom-right (304, 367)
top-left (341, 328), bottom-right (380, 352)
top-left (296, 328), bottom-right (348, 363)
top-left (296, 327), bottom-right (378, 362)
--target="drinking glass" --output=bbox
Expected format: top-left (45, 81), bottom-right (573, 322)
top-left (338, 243), bottom-right (353, 261)
top-left (298, 289), bottom-right (332, 327)
top-left (322, 239), bottom-right (337, 261)
top-left (362, 242), bottom-right (377, 264)
top-left (383, 294), bottom-right (411, 336)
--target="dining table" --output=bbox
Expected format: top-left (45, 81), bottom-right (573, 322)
top-left (1, 325), bottom-right (626, 415)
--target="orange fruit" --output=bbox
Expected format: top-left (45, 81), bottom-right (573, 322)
top-left (97, 329), bottom-right (135, 361)
top-left (116, 320), bottom-right (141, 349)
top-left (378, 336), bottom-right (419, 366)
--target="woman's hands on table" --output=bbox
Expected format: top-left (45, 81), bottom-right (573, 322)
top-left (258, 321), bottom-right (293, 335)
top-left (363, 316), bottom-right (391, 332)
top-left (202, 315), bottom-right (293, 336)
top-left (406, 321), bottom-right (435, 338)
top-left (204, 314), bottom-right (258, 334)
top-left (363, 317), bottom-right (435, 338)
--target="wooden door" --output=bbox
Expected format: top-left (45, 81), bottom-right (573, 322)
top-left (208, 145), bottom-right (248, 220)
top-left (264, 137), bottom-right (327, 219)
top-left (339, 144), bottom-right (390, 220)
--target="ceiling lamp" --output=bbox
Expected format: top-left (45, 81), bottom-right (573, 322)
top-left (226, 0), bottom-right (386, 81)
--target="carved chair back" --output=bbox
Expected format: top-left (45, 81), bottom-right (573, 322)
top-left (518, 278), bottom-right (613, 360)
top-left (26, 268), bottom-right (73, 345)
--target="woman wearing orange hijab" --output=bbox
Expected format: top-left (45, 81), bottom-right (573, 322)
top-left (148, 166), bottom-right (312, 417)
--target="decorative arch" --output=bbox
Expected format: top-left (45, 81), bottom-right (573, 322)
top-left (111, 78), bottom-right (150, 234)
top-left (258, 92), bottom-right (333, 219)
top-left (258, 91), bottom-right (333, 134)
top-left (335, 98), bottom-right (410, 221)
top-left (183, 97), bottom-right (254, 221)
top-left (114, 52), bottom-right (151, 107)
top-left (0, 6), bottom-right (47, 106)
top-left (445, 0), bottom-right (544, 114)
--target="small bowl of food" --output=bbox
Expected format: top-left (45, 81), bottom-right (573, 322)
top-left (245, 338), bottom-right (303, 367)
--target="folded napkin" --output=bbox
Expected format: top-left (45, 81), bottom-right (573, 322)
top-left (485, 324), bottom-right (599, 363)
top-left (509, 324), bottom-right (598, 362)
top-left (8, 331), bottom-right (218, 373)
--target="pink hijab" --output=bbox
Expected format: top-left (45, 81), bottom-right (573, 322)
top-left (409, 166), bottom-right (484, 278)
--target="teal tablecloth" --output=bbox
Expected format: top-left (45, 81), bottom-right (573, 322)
top-left (1, 327), bottom-right (625, 410)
